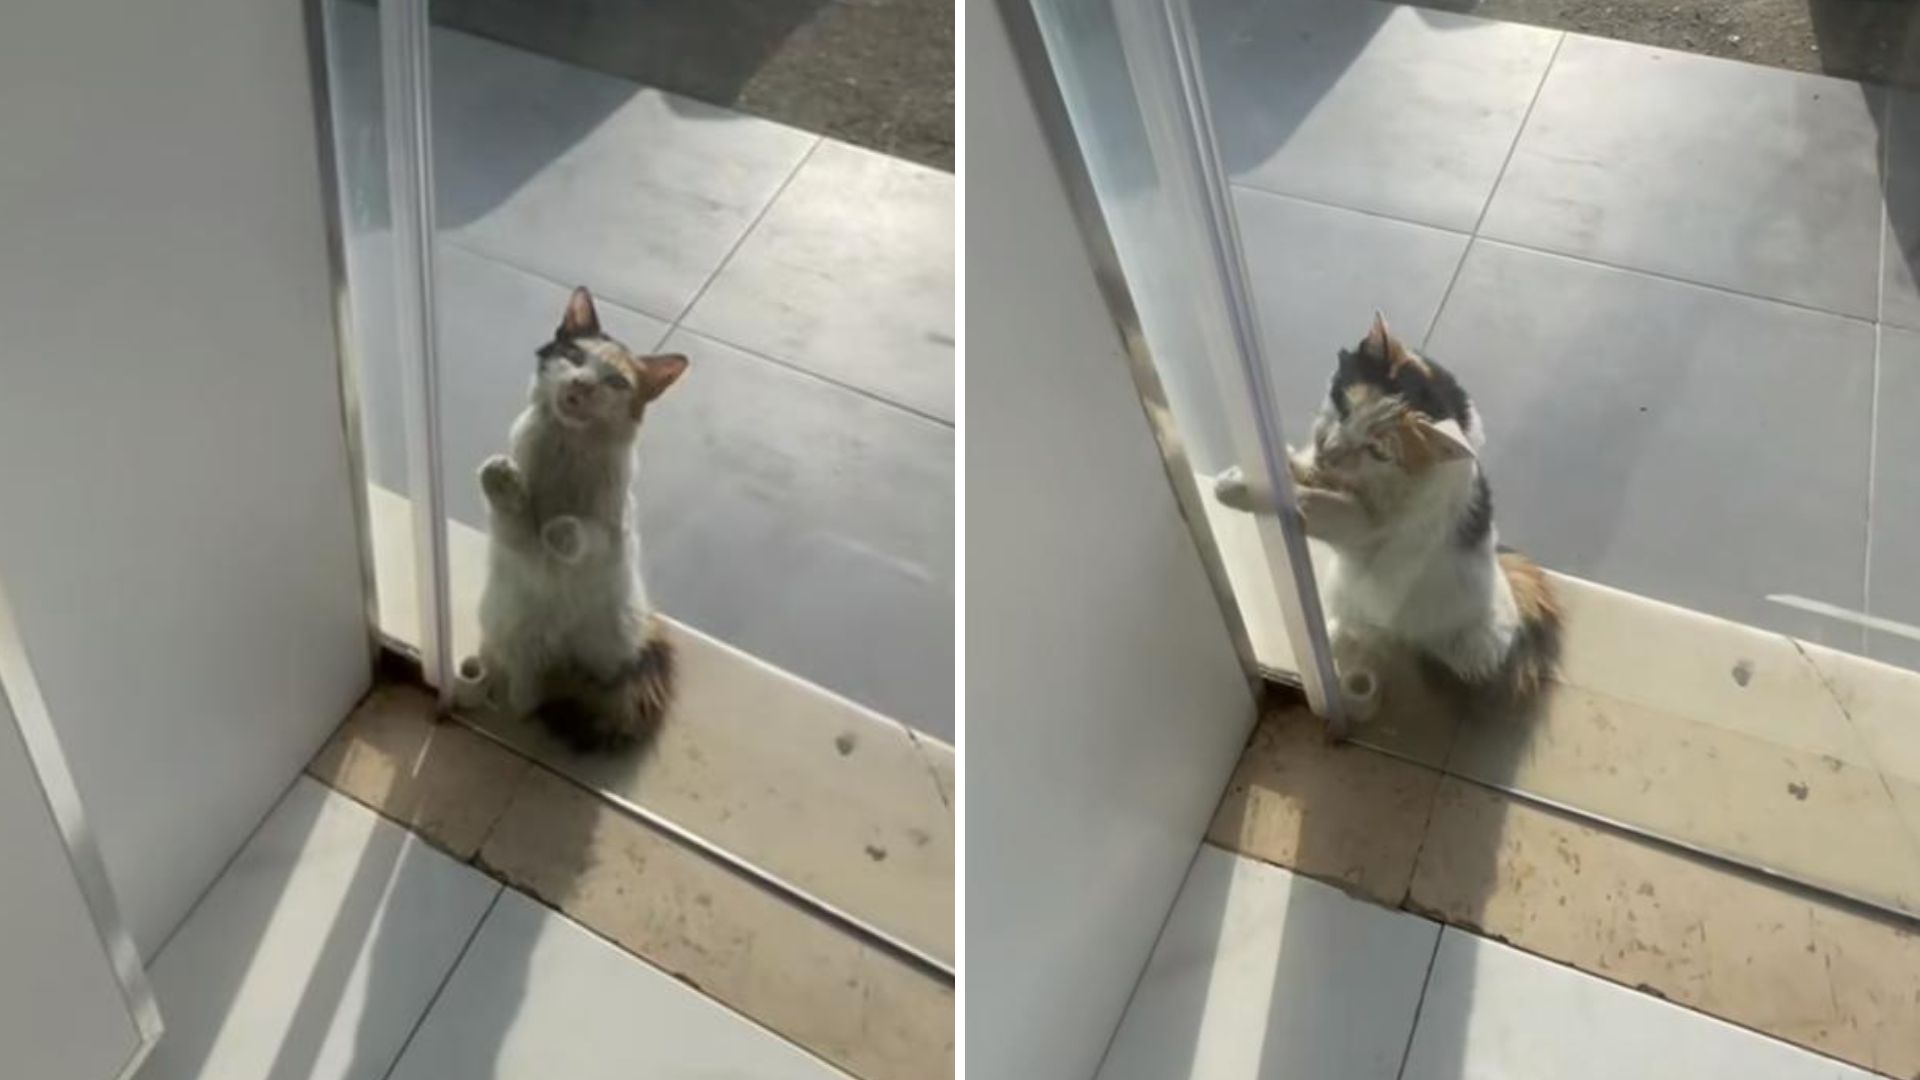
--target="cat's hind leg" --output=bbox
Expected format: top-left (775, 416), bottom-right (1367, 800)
top-left (1426, 621), bottom-right (1513, 688)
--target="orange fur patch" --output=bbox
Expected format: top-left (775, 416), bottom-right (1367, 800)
top-left (1498, 550), bottom-right (1561, 701)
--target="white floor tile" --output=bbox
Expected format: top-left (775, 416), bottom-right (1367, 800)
top-left (137, 777), bottom-right (499, 1080)
top-left (1403, 929), bottom-right (1878, 1079)
top-left (387, 889), bottom-right (849, 1079)
top-left (1097, 845), bottom-right (1440, 1080)
top-left (682, 140), bottom-right (957, 422)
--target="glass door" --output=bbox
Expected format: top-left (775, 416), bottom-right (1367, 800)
top-left (1018, 0), bottom-right (1920, 924)
top-left (1017, 0), bottom-right (1346, 723)
top-left (315, 0), bottom-right (955, 972)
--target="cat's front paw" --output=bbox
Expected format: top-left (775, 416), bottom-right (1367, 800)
top-left (479, 455), bottom-right (526, 511)
top-left (1287, 446), bottom-right (1322, 488)
top-left (1213, 465), bottom-right (1255, 512)
top-left (541, 515), bottom-right (587, 563)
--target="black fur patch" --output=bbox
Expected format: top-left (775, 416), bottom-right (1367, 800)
top-left (536, 338), bottom-right (588, 367)
top-left (1329, 338), bottom-right (1474, 432)
top-left (1456, 472), bottom-right (1494, 548)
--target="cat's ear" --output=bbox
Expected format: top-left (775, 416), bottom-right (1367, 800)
top-left (1401, 415), bottom-right (1475, 470)
top-left (630, 353), bottom-right (689, 413)
top-left (1363, 311), bottom-right (1393, 357)
top-left (1365, 310), bottom-right (1425, 376)
top-left (558, 286), bottom-right (602, 340)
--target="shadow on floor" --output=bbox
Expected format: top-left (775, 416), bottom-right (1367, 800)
top-left (1106, 673), bottom-right (1540, 1078)
top-left (150, 668), bottom-right (649, 1079)
top-left (427, 0), bottom-right (955, 170)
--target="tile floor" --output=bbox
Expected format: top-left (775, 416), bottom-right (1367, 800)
top-left (1101, 840), bottom-right (1885, 1079)
top-left (1204, 705), bottom-right (1920, 1078)
top-left (359, 490), bottom-right (956, 971)
top-left (1193, 0), bottom-right (1920, 662)
top-left (325, 1), bottom-right (954, 738)
top-left (137, 775), bottom-right (876, 1080)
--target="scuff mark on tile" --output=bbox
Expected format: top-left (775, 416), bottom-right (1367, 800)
top-left (902, 726), bottom-right (953, 810)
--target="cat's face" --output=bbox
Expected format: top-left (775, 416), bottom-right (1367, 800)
top-left (1308, 314), bottom-right (1473, 490)
top-left (533, 287), bottom-right (687, 432)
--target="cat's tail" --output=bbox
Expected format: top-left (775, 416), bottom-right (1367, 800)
top-left (628, 619), bottom-right (676, 731)
top-left (1497, 549), bottom-right (1562, 705)
top-left (535, 620), bottom-right (676, 754)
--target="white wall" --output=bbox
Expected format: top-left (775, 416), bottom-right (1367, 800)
top-left (966, 2), bottom-right (1260, 1077)
top-left (0, 0), bottom-right (373, 957)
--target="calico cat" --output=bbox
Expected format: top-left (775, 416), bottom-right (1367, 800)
top-left (457, 286), bottom-right (688, 752)
top-left (1215, 314), bottom-right (1559, 706)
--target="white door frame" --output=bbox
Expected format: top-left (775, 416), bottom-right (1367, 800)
top-left (0, 572), bottom-right (162, 1080)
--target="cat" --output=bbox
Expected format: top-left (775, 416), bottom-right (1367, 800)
top-left (457, 285), bottom-right (688, 752)
top-left (1215, 313), bottom-right (1559, 707)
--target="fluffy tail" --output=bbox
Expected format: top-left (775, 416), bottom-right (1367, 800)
top-left (1496, 549), bottom-right (1561, 705)
top-left (536, 620), bottom-right (677, 754)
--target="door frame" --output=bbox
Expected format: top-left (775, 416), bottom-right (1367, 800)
top-left (0, 575), bottom-right (162, 1080)
top-left (994, 0), bottom-right (1347, 729)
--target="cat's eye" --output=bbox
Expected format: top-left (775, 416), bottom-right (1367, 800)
top-left (1364, 445), bottom-right (1390, 462)
top-left (604, 373), bottom-right (632, 392)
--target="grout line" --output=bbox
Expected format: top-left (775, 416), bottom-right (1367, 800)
top-left (1421, 31), bottom-right (1567, 349)
top-left (1392, 930), bottom-right (1447, 1080)
top-left (1863, 89), bottom-right (1895, 657)
top-left (1470, 236), bottom-right (1882, 327)
top-left (146, 709), bottom-right (384, 966)
top-left (435, 237), bottom-right (677, 325)
top-left (1442, 914), bottom-right (1892, 1080)
top-left (473, 882), bottom-right (869, 1080)
top-left (448, 711), bottom-right (956, 981)
top-left (375, 885), bottom-right (506, 1080)
top-left (663, 324), bottom-right (956, 428)
top-left (1229, 180), bottom-right (1475, 240)
top-left (444, 212), bottom-right (954, 430)
top-left (145, 774), bottom-right (305, 964)
top-left (666, 135), bottom-right (826, 332)
top-left (1084, 840), bottom-right (1220, 1080)
top-left (1349, 728), bottom-right (1920, 932)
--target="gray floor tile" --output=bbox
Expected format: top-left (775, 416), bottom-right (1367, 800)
top-left (332, 0), bottom-right (817, 323)
top-left (682, 140), bottom-right (956, 422)
top-left (1195, 0), bottom-right (1559, 231)
top-left (365, 248), bottom-right (953, 737)
top-left (331, 3), bottom-right (951, 735)
top-left (1870, 328), bottom-right (1920, 668)
top-left (1234, 186), bottom-right (1470, 435)
top-left (653, 328), bottom-right (955, 738)
top-left (1481, 34), bottom-right (1885, 318)
top-left (1881, 89), bottom-right (1920, 331)
top-left (1427, 242), bottom-right (1873, 650)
